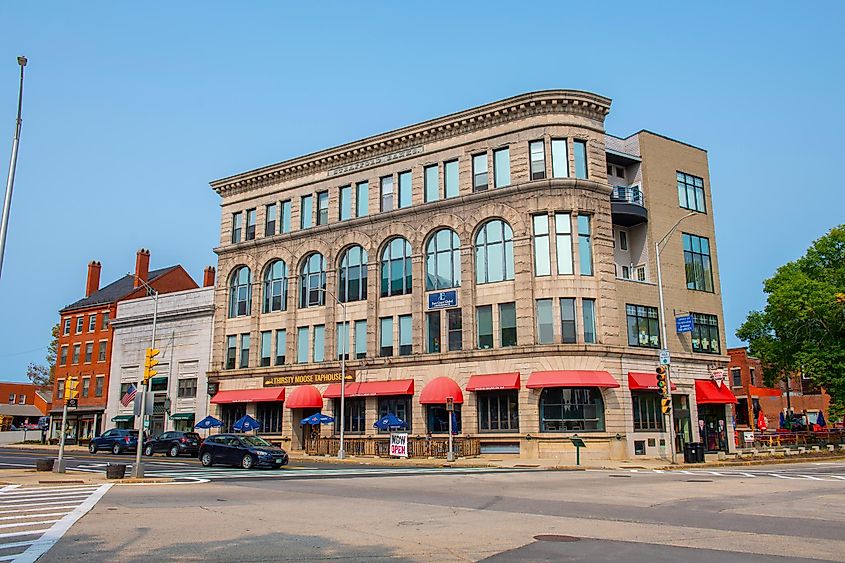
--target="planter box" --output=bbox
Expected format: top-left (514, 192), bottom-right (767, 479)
top-left (106, 464), bottom-right (126, 479)
top-left (35, 459), bottom-right (54, 472)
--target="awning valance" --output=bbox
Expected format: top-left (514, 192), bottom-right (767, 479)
top-left (695, 380), bottom-right (738, 404)
top-left (628, 371), bottom-right (677, 392)
top-left (285, 385), bottom-right (323, 409)
top-left (526, 370), bottom-right (620, 389)
top-left (169, 412), bottom-right (195, 421)
top-left (419, 377), bottom-right (464, 404)
top-left (211, 387), bottom-right (285, 404)
top-left (466, 372), bottom-right (520, 391)
top-left (750, 385), bottom-right (781, 398)
top-left (324, 379), bottom-right (414, 399)
top-left (111, 415), bottom-right (134, 422)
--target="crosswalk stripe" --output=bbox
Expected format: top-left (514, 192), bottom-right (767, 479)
top-left (0, 512), bottom-right (70, 522)
top-left (0, 529), bottom-right (49, 539)
top-left (0, 539), bottom-right (36, 550)
top-left (0, 506), bottom-right (78, 516)
top-left (0, 519), bottom-right (59, 530)
top-left (0, 492), bottom-right (96, 502)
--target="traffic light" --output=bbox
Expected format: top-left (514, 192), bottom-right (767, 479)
top-left (661, 397), bottom-right (672, 415)
top-left (143, 348), bottom-right (160, 383)
top-left (655, 366), bottom-right (668, 397)
top-left (64, 377), bottom-right (79, 399)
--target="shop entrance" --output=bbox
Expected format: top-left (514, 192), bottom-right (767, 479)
top-left (296, 409), bottom-right (320, 451)
top-left (698, 404), bottom-right (729, 452)
top-left (673, 394), bottom-right (692, 453)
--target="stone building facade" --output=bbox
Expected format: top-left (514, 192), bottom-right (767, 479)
top-left (207, 90), bottom-right (733, 461)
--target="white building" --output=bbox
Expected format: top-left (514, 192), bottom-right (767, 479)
top-left (105, 284), bottom-right (215, 435)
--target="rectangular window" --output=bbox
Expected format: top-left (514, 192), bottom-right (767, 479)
top-left (256, 403), bottom-right (283, 433)
top-left (95, 376), bottom-right (104, 398)
top-left (478, 391), bottom-right (519, 432)
top-left (76, 317), bottom-right (84, 334)
top-left (8, 393), bottom-right (14, 404)
top-left (447, 309), bottom-right (462, 351)
top-left (560, 298), bottom-right (577, 344)
top-left (245, 208), bottom-right (256, 240)
top-left (731, 368), bottom-right (742, 387)
top-left (426, 311), bottom-right (441, 353)
top-left (476, 305), bottom-right (493, 349)
top-left (683, 233), bottom-right (714, 292)
top-left (239, 333), bottom-right (250, 368)
top-left (536, 299), bottom-right (554, 344)
top-left (677, 171), bottom-right (706, 213)
top-left (424, 165), bottom-right (439, 203)
top-left (621, 265), bottom-right (630, 279)
top-left (60, 346), bottom-right (68, 366)
top-left (231, 211), bottom-right (242, 243)
top-left (499, 302), bottom-right (517, 347)
top-left (265, 203), bottom-right (277, 236)
top-left (102, 312), bottom-right (110, 331)
top-left (472, 153), bottom-right (488, 192)
top-left (582, 298), bottom-right (597, 344)
top-left (88, 314), bottom-right (96, 332)
top-left (379, 317), bottom-right (393, 357)
top-left (529, 140), bottom-right (546, 180)
top-left (356, 181), bottom-right (368, 217)
top-left (336, 322), bottom-right (349, 360)
top-left (636, 266), bottom-right (646, 281)
top-left (354, 319), bottom-right (367, 359)
top-left (275, 329), bottom-right (286, 366)
top-left (750, 368), bottom-right (756, 386)
top-left (573, 140), bottom-right (588, 179)
top-left (57, 381), bottom-right (64, 399)
top-left (226, 335), bottom-right (237, 369)
top-left (260, 330), bottom-right (272, 367)
top-left (619, 230), bottom-right (628, 250)
top-left (336, 398), bottom-right (366, 434)
top-left (493, 147), bottom-right (511, 188)
top-left (297, 327), bottom-right (309, 363)
top-left (177, 378), bottom-right (198, 399)
top-left (97, 341), bottom-right (107, 362)
top-left (72, 343), bottom-right (80, 364)
top-left (398, 171), bottom-right (412, 209)
top-left (380, 176), bottom-right (394, 212)
top-left (84, 342), bottom-right (93, 363)
top-left (578, 215), bottom-right (593, 276)
top-left (551, 139), bottom-right (569, 178)
top-left (312, 324), bottom-right (325, 363)
top-left (63, 318), bottom-right (71, 335)
top-left (378, 397), bottom-right (412, 432)
top-left (398, 314), bottom-right (412, 356)
top-left (626, 304), bottom-right (660, 348)
top-left (81, 378), bottom-right (90, 398)
top-left (281, 200), bottom-right (292, 233)
top-left (533, 214), bottom-right (551, 276)
top-left (691, 313), bottom-right (720, 354)
top-left (316, 191), bottom-right (329, 225)
top-left (339, 185), bottom-right (352, 221)
top-left (632, 392), bottom-right (664, 431)
top-left (553, 213), bottom-right (573, 275)
top-left (444, 160), bottom-right (459, 198)
top-left (300, 195), bottom-right (313, 229)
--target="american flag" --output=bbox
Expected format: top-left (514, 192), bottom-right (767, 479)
top-left (120, 384), bottom-right (137, 407)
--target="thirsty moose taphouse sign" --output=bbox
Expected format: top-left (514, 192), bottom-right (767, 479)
top-left (263, 370), bottom-right (355, 387)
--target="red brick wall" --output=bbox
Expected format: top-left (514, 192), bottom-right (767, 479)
top-left (0, 382), bottom-right (40, 406)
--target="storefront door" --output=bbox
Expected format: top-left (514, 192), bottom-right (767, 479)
top-left (673, 395), bottom-right (692, 452)
top-left (698, 404), bottom-right (729, 452)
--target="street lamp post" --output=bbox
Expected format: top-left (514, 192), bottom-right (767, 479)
top-left (655, 211), bottom-right (696, 465)
top-left (131, 275), bottom-right (159, 478)
top-left (317, 287), bottom-right (347, 459)
top-left (0, 56), bottom-right (28, 281)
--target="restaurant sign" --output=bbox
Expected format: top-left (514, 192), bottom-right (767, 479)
top-left (263, 370), bottom-right (355, 387)
top-left (389, 433), bottom-right (409, 458)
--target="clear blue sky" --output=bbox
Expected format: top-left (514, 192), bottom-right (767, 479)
top-left (0, 2), bottom-right (842, 381)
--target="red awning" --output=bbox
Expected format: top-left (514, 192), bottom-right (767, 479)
top-left (210, 387), bottom-right (285, 404)
top-left (695, 380), bottom-right (738, 404)
top-left (750, 385), bottom-right (782, 398)
top-left (628, 372), bottom-right (677, 391)
top-left (466, 372), bottom-right (521, 391)
top-left (285, 385), bottom-right (323, 409)
top-left (419, 377), bottom-right (464, 404)
top-left (526, 370), bottom-right (620, 389)
top-left (324, 379), bottom-right (414, 399)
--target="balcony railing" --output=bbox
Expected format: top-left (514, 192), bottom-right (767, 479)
top-left (610, 185), bottom-right (644, 206)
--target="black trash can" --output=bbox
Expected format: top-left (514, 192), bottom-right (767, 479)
top-left (106, 463), bottom-right (127, 479)
top-left (683, 442), bottom-right (695, 463)
top-left (695, 442), bottom-right (705, 463)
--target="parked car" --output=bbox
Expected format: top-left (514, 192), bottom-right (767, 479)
top-left (143, 431), bottom-right (201, 457)
top-left (88, 429), bottom-right (139, 454)
top-left (198, 434), bottom-right (288, 469)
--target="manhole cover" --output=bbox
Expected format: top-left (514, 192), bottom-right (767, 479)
top-left (534, 535), bottom-right (581, 542)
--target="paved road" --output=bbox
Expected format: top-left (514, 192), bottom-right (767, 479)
top-left (620, 461), bottom-right (845, 482)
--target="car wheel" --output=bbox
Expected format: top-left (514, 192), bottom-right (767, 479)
top-left (112, 443), bottom-right (121, 455)
top-left (169, 446), bottom-right (179, 457)
top-left (241, 454), bottom-right (254, 470)
top-left (200, 452), bottom-right (213, 467)
top-left (144, 445), bottom-right (153, 456)
top-left (89, 443), bottom-right (97, 454)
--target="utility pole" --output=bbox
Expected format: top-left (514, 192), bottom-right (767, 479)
top-left (0, 56), bottom-right (27, 281)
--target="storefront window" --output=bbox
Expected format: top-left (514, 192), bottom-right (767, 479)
top-left (334, 398), bottom-right (365, 433)
top-left (257, 403), bottom-right (283, 433)
top-left (632, 392), bottom-right (664, 431)
top-left (378, 397), bottom-right (411, 432)
top-left (220, 404), bottom-right (246, 433)
top-left (427, 404), bottom-right (461, 434)
top-left (477, 391), bottom-right (519, 432)
top-left (540, 387), bottom-right (604, 432)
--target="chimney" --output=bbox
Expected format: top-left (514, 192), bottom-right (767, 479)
top-left (203, 266), bottom-right (216, 288)
top-left (134, 249), bottom-right (150, 288)
top-left (85, 261), bottom-right (101, 297)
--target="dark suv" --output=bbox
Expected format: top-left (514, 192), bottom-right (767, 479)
top-left (199, 434), bottom-right (288, 469)
top-left (143, 431), bottom-right (201, 457)
top-left (89, 429), bottom-right (139, 455)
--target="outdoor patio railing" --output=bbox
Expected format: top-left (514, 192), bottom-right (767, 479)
top-left (305, 435), bottom-right (481, 458)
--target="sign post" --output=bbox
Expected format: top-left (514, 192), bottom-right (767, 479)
top-left (54, 401), bottom-right (68, 473)
top-left (570, 435), bottom-right (586, 466)
top-left (446, 396), bottom-right (455, 462)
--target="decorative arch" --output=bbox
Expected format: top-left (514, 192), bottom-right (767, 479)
top-left (380, 237), bottom-right (413, 297)
top-left (262, 259), bottom-right (288, 313)
top-left (337, 245), bottom-right (368, 303)
top-left (299, 252), bottom-right (326, 308)
top-left (424, 228), bottom-right (461, 291)
top-left (228, 265), bottom-right (252, 317)
top-left (474, 219), bottom-right (514, 285)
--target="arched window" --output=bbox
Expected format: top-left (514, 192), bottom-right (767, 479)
top-left (380, 238), bottom-right (412, 297)
top-left (263, 260), bottom-right (288, 313)
top-left (475, 220), bottom-right (514, 284)
top-left (539, 387), bottom-right (605, 432)
top-left (338, 246), bottom-right (368, 303)
top-left (228, 266), bottom-right (252, 317)
top-left (299, 253), bottom-right (326, 308)
top-left (425, 229), bottom-right (461, 291)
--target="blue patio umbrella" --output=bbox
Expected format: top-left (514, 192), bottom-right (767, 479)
top-left (373, 413), bottom-right (408, 431)
top-left (194, 415), bottom-right (223, 429)
top-left (778, 411), bottom-right (786, 429)
top-left (233, 414), bottom-right (261, 432)
top-left (816, 410), bottom-right (827, 428)
top-left (301, 413), bottom-right (335, 425)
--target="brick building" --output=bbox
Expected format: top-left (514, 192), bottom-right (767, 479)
top-left (51, 250), bottom-right (198, 442)
top-left (207, 90), bottom-right (733, 462)
top-left (0, 382), bottom-right (49, 430)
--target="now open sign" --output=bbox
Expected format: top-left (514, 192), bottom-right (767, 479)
top-left (389, 433), bottom-right (408, 458)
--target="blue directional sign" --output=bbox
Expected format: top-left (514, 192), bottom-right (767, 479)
top-left (428, 290), bottom-right (458, 310)
top-left (676, 314), bottom-right (694, 333)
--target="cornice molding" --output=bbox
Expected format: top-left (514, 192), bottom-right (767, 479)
top-left (210, 90), bottom-right (612, 198)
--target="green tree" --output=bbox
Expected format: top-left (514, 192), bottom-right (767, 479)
top-left (26, 322), bottom-right (59, 388)
top-left (736, 225), bottom-right (845, 410)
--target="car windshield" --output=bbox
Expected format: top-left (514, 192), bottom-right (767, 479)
top-left (239, 436), bottom-right (273, 447)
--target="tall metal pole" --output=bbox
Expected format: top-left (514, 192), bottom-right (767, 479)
top-left (0, 56), bottom-right (27, 281)
top-left (132, 282), bottom-right (158, 478)
top-left (338, 301), bottom-right (346, 459)
top-left (54, 401), bottom-right (68, 473)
